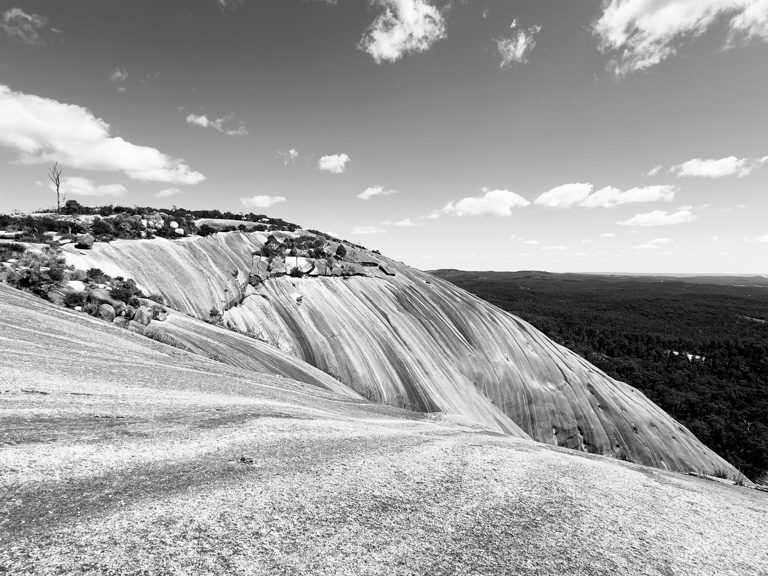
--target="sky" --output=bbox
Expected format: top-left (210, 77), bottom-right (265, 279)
top-left (0, 0), bottom-right (767, 274)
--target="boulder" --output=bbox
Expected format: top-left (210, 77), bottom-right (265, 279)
top-left (98, 303), bottom-right (116, 323)
top-left (66, 280), bottom-right (86, 293)
top-left (268, 257), bottom-right (287, 275)
top-left (378, 262), bottom-right (396, 276)
top-left (76, 234), bottom-right (94, 250)
top-left (134, 306), bottom-right (154, 326)
top-left (169, 221), bottom-right (179, 229)
top-left (174, 228), bottom-right (185, 236)
top-left (341, 262), bottom-right (365, 276)
top-left (296, 257), bottom-right (315, 274)
top-left (140, 219), bottom-right (148, 229)
top-left (330, 265), bottom-right (344, 277)
top-left (249, 259), bottom-right (270, 286)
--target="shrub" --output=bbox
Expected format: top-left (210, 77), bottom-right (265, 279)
top-left (0, 243), bottom-right (25, 262)
top-left (289, 267), bottom-right (303, 278)
top-left (63, 291), bottom-right (86, 308)
top-left (198, 224), bottom-right (217, 237)
top-left (335, 244), bottom-right (347, 258)
top-left (146, 293), bottom-right (165, 305)
top-left (5, 248), bottom-right (71, 300)
top-left (87, 268), bottom-right (107, 283)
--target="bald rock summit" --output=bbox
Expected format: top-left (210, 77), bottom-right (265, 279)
top-left (58, 221), bottom-right (737, 477)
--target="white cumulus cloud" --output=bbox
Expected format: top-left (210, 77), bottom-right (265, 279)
top-left (432, 188), bottom-right (530, 217)
top-left (496, 20), bottom-right (541, 68)
top-left (672, 155), bottom-right (768, 178)
top-left (186, 113), bottom-right (248, 137)
top-left (358, 185), bottom-right (398, 200)
top-left (745, 233), bottom-right (768, 243)
top-left (240, 195), bottom-right (287, 209)
top-left (53, 176), bottom-right (126, 198)
top-left (534, 183), bottom-right (593, 208)
top-left (318, 153), bottom-right (350, 174)
top-left (536, 183), bottom-right (676, 208)
top-left (0, 84), bottom-right (204, 185)
top-left (359, 0), bottom-right (446, 63)
top-left (0, 7), bottom-right (59, 45)
top-left (394, 218), bottom-right (420, 227)
top-left (619, 206), bottom-right (697, 226)
top-left (593, 0), bottom-right (768, 75)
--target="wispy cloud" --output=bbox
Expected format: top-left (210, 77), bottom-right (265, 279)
top-left (0, 7), bottom-right (60, 45)
top-left (186, 113), bottom-right (248, 137)
top-left (278, 148), bottom-right (299, 166)
top-left (352, 225), bottom-right (386, 235)
top-left (319, 153), bottom-right (350, 174)
top-left (646, 165), bottom-right (662, 177)
top-left (495, 19), bottom-right (541, 68)
top-left (432, 188), bottom-right (530, 217)
top-left (535, 183), bottom-right (676, 208)
top-left (155, 187), bottom-right (182, 198)
top-left (745, 233), bottom-right (768, 243)
top-left (110, 66), bottom-right (128, 84)
top-left (394, 218), bottom-right (420, 227)
top-left (0, 84), bottom-right (204, 185)
top-left (633, 237), bottom-right (675, 250)
top-left (53, 176), bottom-right (126, 198)
top-left (359, 0), bottom-right (446, 63)
top-left (593, 0), bottom-right (768, 75)
top-left (216, 0), bottom-right (243, 15)
top-left (240, 195), bottom-right (287, 209)
top-left (358, 185), bottom-right (398, 200)
top-left (672, 155), bottom-right (768, 178)
top-left (619, 206), bottom-right (697, 226)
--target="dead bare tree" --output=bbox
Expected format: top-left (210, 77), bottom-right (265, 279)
top-left (48, 162), bottom-right (63, 214)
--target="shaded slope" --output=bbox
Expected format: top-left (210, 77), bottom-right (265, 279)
top-left (63, 233), bottom-right (737, 475)
top-left (1, 286), bottom-right (766, 576)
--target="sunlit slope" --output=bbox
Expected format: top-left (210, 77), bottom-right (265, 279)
top-left (63, 232), bottom-right (737, 474)
top-left (1, 285), bottom-right (766, 576)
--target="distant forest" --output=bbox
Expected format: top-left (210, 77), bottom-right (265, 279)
top-left (432, 270), bottom-right (768, 482)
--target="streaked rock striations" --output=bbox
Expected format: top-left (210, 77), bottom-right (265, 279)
top-left (63, 231), bottom-right (738, 475)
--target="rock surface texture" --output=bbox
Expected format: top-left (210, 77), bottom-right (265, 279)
top-left (1, 283), bottom-right (766, 576)
top-left (63, 231), bottom-right (738, 475)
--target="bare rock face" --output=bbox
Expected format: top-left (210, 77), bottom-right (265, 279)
top-left (61, 233), bottom-right (739, 476)
top-left (268, 256), bottom-right (286, 276)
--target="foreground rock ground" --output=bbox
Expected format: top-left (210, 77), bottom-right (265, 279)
top-left (1, 285), bottom-right (767, 576)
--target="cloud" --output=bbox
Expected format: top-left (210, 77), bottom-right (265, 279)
top-left (53, 176), bottom-right (126, 198)
top-left (394, 218), bottom-right (420, 227)
top-left (600, 232), bottom-right (616, 238)
top-left (523, 239), bottom-right (540, 245)
top-left (240, 195), bottom-right (287, 209)
top-left (433, 188), bottom-right (530, 217)
top-left (646, 165), bottom-right (662, 176)
top-left (534, 183), bottom-right (593, 208)
top-left (318, 153), bottom-right (350, 174)
top-left (216, 0), bottom-right (243, 14)
top-left (672, 155), bottom-right (768, 178)
top-left (593, 0), bottom-right (768, 75)
top-left (633, 238), bottom-right (675, 250)
top-left (535, 183), bottom-right (676, 208)
top-left (746, 233), bottom-right (768, 243)
top-left (495, 20), bottom-right (541, 67)
top-left (155, 187), bottom-right (182, 198)
top-left (359, 0), bottom-right (446, 63)
top-left (542, 245), bottom-right (567, 251)
top-left (580, 185), bottom-right (676, 208)
top-left (352, 225), bottom-right (386, 235)
top-left (186, 113), bottom-right (248, 137)
top-left (0, 84), bottom-right (204, 185)
top-left (279, 148), bottom-right (299, 166)
top-left (358, 185), bottom-right (398, 200)
top-left (0, 7), bottom-right (59, 45)
top-left (619, 206), bottom-right (697, 226)
top-left (110, 66), bottom-right (128, 84)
